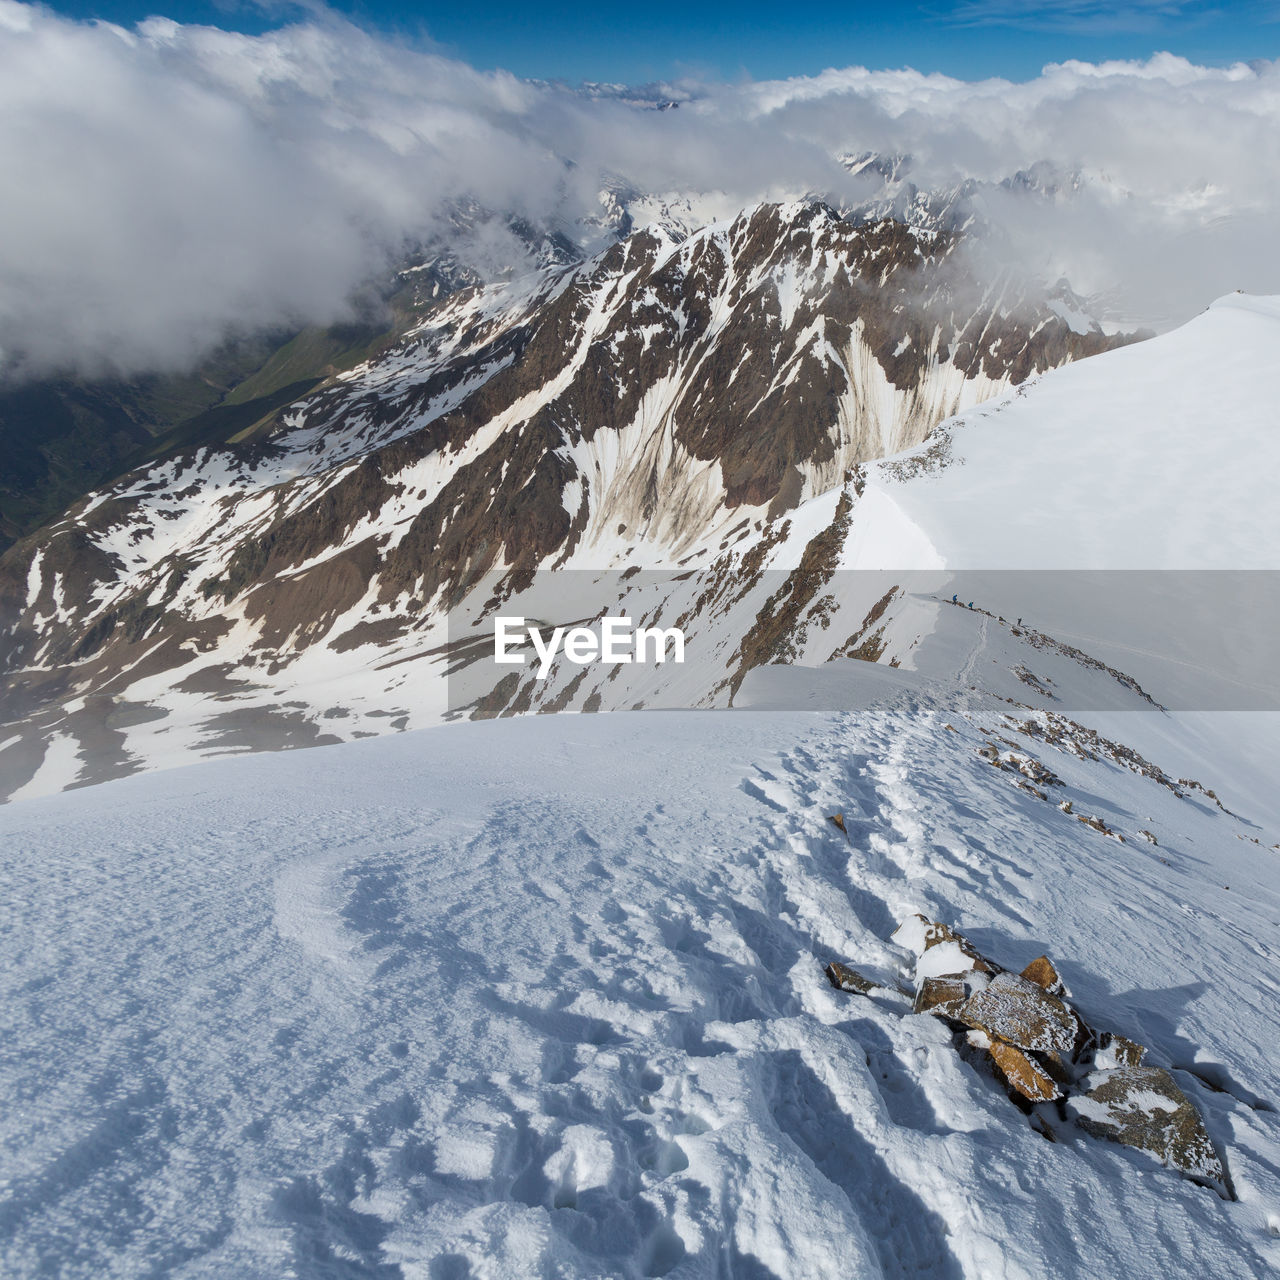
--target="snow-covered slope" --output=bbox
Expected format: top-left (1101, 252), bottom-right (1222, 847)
top-left (819, 292), bottom-right (1280, 716)
top-left (3, 662), bottom-right (1279, 1278)
top-left (843, 293), bottom-right (1280, 571)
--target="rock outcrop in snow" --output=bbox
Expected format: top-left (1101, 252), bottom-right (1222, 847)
top-left (830, 916), bottom-right (1232, 1197)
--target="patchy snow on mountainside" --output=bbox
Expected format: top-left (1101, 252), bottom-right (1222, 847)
top-left (0, 203), bottom-right (1130, 801)
top-left (2, 656), bottom-right (1279, 1278)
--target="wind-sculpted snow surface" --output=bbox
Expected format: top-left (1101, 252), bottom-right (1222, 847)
top-left (2, 669), bottom-right (1279, 1277)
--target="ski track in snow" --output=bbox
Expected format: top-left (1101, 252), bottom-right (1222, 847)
top-left (2, 698), bottom-right (1280, 1279)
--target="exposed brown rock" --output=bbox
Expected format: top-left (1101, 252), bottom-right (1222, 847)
top-left (1020, 954), bottom-right (1067, 997)
top-left (889, 913), bottom-right (1230, 1194)
top-left (1097, 1032), bottom-right (1146, 1068)
top-left (1077, 812), bottom-right (1124, 841)
top-left (830, 585), bottom-right (901, 663)
top-left (0, 200), bottom-right (1144, 794)
top-left (918, 918), bottom-right (1000, 976)
top-left (988, 1039), bottom-right (1064, 1103)
top-left (827, 812), bottom-right (848, 836)
top-left (913, 975), bottom-right (968, 1020)
top-left (722, 490), bottom-right (857, 698)
top-left (1039, 1049), bottom-right (1075, 1089)
top-left (959, 972), bottom-right (1079, 1055)
top-left (825, 961), bottom-right (877, 995)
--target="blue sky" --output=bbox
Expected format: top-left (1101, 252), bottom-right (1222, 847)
top-left (37, 0), bottom-right (1280, 82)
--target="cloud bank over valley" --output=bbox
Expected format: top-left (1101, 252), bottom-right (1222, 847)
top-left (2, 0), bottom-right (1279, 376)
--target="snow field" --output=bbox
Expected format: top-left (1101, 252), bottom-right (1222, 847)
top-left (2, 685), bottom-right (1279, 1278)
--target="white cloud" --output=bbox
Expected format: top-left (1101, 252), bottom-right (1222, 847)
top-left (1, 2), bottom-right (1278, 376)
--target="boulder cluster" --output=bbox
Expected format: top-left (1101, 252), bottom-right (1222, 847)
top-left (826, 916), bottom-right (1231, 1198)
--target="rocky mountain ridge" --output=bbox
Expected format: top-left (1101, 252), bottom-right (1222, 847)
top-left (0, 201), bottom-right (1133, 800)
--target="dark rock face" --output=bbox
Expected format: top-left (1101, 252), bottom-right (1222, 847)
top-left (825, 961), bottom-right (878, 995)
